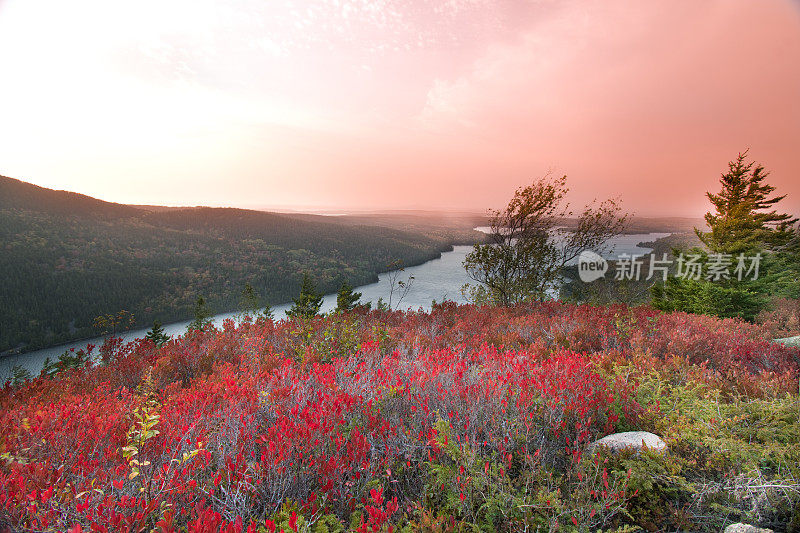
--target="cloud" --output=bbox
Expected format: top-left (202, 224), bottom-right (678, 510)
top-left (411, 0), bottom-right (800, 214)
top-left (0, 0), bottom-right (798, 215)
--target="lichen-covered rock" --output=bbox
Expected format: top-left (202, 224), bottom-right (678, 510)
top-left (724, 523), bottom-right (774, 533)
top-left (588, 431), bottom-right (667, 454)
top-left (776, 335), bottom-right (800, 348)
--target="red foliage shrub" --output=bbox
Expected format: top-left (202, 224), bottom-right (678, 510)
top-left (757, 297), bottom-right (800, 339)
top-left (1, 302), bottom-right (796, 531)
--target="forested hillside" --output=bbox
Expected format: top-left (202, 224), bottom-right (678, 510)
top-left (0, 176), bottom-right (482, 353)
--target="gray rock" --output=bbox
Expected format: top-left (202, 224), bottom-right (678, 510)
top-left (776, 335), bottom-right (800, 348)
top-left (724, 523), bottom-right (774, 533)
top-left (588, 431), bottom-right (667, 454)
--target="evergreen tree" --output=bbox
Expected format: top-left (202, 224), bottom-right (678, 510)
top-left (260, 303), bottom-right (275, 321)
top-left (239, 282), bottom-right (260, 318)
top-left (41, 349), bottom-right (91, 377)
top-left (375, 297), bottom-right (390, 312)
top-left (238, 281), bottom-right (275, 321)
top-left (697, 151), bottom-right (797, 254)
top-left (144, 319), bottom-right (170, 347)
top-left (653, 152), bottom-right (798, 321)
top-left (651, 250), bottom-right (764, 321)
top-left (10, 365), bottom-right (32, 386)
top-left (335, 281), bottom-right (362, 312)
top-left (287, 273), bottom-right (323, 319)
top-left (188, 296), bottom-right (212, 332)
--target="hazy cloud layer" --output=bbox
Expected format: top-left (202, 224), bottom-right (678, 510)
top-left (0, 0), bottom-right (798, 215)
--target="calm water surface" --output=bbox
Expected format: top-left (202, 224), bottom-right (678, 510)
top-left (0, 233), bottom-right (668, 380)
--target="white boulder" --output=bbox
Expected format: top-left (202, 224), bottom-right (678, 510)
top-left (724, 523), bottom-right (774, 533)
top-left (588, 431), bottom-right (667, 454)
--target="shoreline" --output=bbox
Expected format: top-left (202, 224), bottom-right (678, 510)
top-left (1, 240), bottom-right (479, 359)
top-left (0, 230), bottom-right (670, 378)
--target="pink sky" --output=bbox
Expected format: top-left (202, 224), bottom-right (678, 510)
top-left (0, 0), bottom-right (798, 216)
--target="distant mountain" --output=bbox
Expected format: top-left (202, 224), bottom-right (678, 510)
top-left (0, 176), bottom-right (484, 354)
top-left (554, 214), bottom-right (705, 235)
top-left (291, 211), bottom-right (489, 246)
top-left (0, 175), bottom-right (143, 219)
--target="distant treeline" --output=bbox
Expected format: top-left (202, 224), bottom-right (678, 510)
top-left (0, 176), bottom-right (481, 354)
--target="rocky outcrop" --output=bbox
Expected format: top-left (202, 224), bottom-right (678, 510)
top-left (588, 431), bottom-right (667, 454)
top-left (724, 523), bottom-right (774, 533)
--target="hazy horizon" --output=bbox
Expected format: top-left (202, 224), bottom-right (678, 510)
top-left (1, 0), bottom-right (799, 217)
top-left (4, 173), bottom-right (720, 220)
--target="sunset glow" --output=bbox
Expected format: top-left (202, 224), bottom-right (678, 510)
top-left (1, 0), bottom-right (798, 215)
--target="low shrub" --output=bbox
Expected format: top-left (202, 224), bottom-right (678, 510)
top-left (1, 302), bottom-right (798, 531)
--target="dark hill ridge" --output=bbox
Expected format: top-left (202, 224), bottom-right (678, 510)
top-left (0, 175), bottom-right (144, 220)
top-left (0, 176), bottom-right (482, 354)
top-left (0, 175), bottom-right (691, 355)
top-left (0, 175), bottom-right (468, 251)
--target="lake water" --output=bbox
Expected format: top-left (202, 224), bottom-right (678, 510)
top-left (0, 232), bottom-right (669, 380)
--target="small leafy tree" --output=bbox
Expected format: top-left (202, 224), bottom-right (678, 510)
top-left (93, 310), bottom-right (135, 336)
top-left (121, 368), bottom-right (161, 497)
top-left (144, 320), bottom-right (170, 347)
top-left (188, 296), bottom-right (212, 332)
top-left (464, 174), bottom-right (626, 304)
top-left (287, 273), bottom-right (323, 319)
top-left (386, 260), bottom-right (415, 310)
top-left (336, 281), bottom-right (362, 312)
